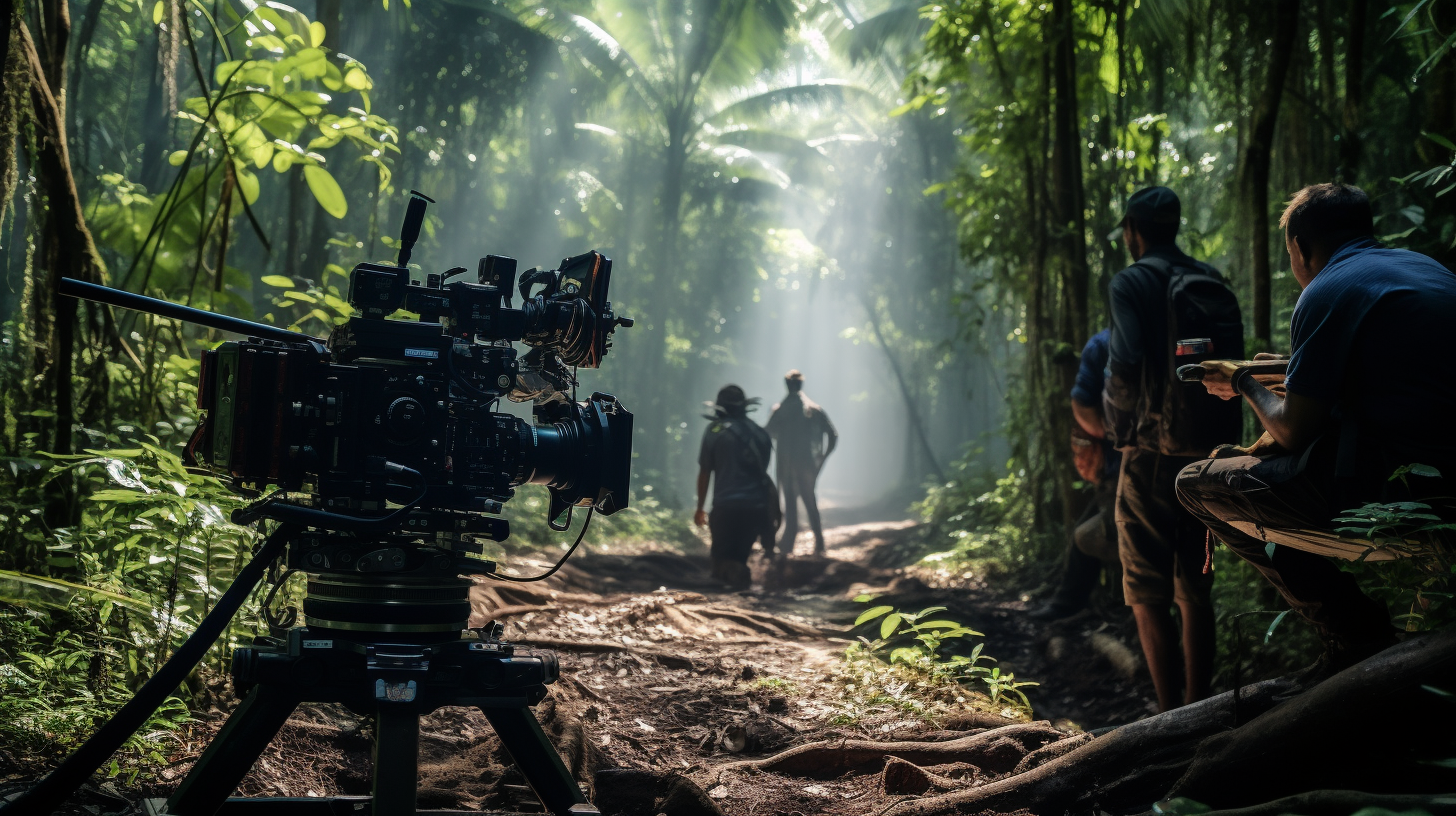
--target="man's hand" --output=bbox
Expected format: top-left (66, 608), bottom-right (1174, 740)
top-left (1198, 359), bottom-right (1242, 400)
top-left (694, 508), bottom-right (708, 528)
top-left (1209, 431), bottom-right (1287, 460)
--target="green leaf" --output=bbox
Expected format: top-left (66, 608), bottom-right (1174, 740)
top-left (168, 150), bottom-right (189, 166)
top-left (309, 21), bottom-right (326, 47)
top-left (852, 593), bottom-right (876, 603)
top-left (914, 620), bottom-right (964, 630)
top-left (304, 165), bottom-right (347, 218)
top-left (880, 612), bottom-right (903, 640)
top-left (234, 168), bottom-right (260, 205)
top-left (343, 67), bottom-right (372, 91)
top-left (152, 1), bottom-right (164, 25)
top-left (854, 605), bottom-right (893, 626)
top-left (1265, 542), bottom-right (1277, 560)
top-left (260, 275), bottom-right (295, 289)
top-left (1264, 610), bottom-right (1290, 643)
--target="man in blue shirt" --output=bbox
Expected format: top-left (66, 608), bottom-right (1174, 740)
top-left (1179, 183), bottom-right (1456, 672)
top-left (1029, 329), bottom-right (1124, 619)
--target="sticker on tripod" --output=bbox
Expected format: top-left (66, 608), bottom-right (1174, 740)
top-left (404, 348), bottom-right (439, 359)
top-left (376, 679), bottom-right (418, 702)
top-left (303, 639), bottom-right (333, 649)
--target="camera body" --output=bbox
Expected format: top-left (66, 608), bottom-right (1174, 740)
top-left (188, 248), bottom-right (633, 545)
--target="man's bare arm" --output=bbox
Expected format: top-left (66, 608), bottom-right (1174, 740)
top-left (1071, 399), bottom-right (1105, 439)
top-left (694, 468), bottom-right (711, 528)
top-left (1200, 361), bottom-right (1327, 452)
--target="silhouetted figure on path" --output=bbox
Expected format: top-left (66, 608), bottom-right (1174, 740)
top-left (767, 370), bottom-right (838, 557)
top-left (695, 385), bottom-right (779, 589)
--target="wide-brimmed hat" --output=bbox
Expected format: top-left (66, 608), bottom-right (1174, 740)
top-left (703, 384), bottom-right (760, 418)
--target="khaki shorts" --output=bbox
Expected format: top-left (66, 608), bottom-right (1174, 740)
top-left (1116, 448), bottom-right (1214, 608)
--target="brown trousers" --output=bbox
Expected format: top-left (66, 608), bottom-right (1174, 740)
top-left (1117, 448), bottom-right (1213, 608)
top-left (1175, 450), bottom-right (1391, 645)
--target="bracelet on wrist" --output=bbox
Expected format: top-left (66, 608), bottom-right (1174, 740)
top-left (1229, 367), bottom-right (1253, 394)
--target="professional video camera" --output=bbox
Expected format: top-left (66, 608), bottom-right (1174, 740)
top-left (5, 192), bottom-right (633, 816)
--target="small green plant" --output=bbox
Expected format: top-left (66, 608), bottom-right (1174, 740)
top-left (1332, 464), bottom-right (1455, 632)
top-left (849, 595), bottom-right (1039, 710)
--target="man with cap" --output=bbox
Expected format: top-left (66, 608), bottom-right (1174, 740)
top-left (1104, 186), bottom-right (1241, 712)
top-left (695, 385), bottom-right (779, 588)
top-left (766, 370), bottom-right (838, 556)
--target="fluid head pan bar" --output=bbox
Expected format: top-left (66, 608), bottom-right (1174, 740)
top-left (58, 278), bottom-right (320, 345)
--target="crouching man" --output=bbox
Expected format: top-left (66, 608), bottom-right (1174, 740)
top-left (1178, 183), bottom-right (1456, 673)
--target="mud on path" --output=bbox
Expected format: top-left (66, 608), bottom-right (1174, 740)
top-left (10, 522), bottom-right (1161, 815)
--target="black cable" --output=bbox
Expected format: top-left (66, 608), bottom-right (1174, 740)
top-left (1, 524), bottom-right (299, 816)
top-left (487, 507), bottom-right (594, 583)
top-left (232, 464), bottom-right (426, 531)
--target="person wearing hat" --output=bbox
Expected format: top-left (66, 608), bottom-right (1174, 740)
top-left (694, 384), bottom-right (780, 588)
top-left (766, 370), bottom-right (838, 556)
top-left (1104, 186), bottom-right (1241, 712)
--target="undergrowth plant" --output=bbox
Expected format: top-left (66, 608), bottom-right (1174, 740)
top-left (847, 595), bottom-right (1038, 712)
top-left (0, 428), bottom-right (260, 770)
top-left (1332, 464), bottom-right (1456, 632)
top-left (913, 454), bottom-right (1062, 583)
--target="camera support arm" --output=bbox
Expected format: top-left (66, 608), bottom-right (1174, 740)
top-left (1, 524), bottom-right (300, 816)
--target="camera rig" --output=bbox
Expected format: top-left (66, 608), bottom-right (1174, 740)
top-left (3, 192), bottom-right (633, 816)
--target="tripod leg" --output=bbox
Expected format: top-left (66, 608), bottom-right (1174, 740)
top-left (164, 684), bottom-right (298, 816)
top-left (481, 707), bottom-right (591, 816)
top-left (372, 703), bottom-right (420, 816)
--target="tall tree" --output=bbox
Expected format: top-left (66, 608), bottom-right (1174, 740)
top-left (1241, 0), bottom-right (1299, 349)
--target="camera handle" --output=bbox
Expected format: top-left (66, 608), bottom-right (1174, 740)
top-left (0, 524), bottom-right (299, 816)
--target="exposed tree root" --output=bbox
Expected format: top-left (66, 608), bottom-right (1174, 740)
top-left (717, 721), bottom-right (1065, 779)
top-left (881, 757), bottom-right (980, 795)
top-left (876, 678), bottom-right (1296, 815)
top-left (1171, 625), bottom-right (1456, 806)
top-left (878, 627), bottom-right (1456, 815)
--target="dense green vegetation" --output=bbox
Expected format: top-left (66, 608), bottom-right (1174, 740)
top-left (1, 0), bottom-right (1453, 774)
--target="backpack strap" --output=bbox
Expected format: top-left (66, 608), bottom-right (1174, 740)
top-left (723, 419), bottom-right (770, 472)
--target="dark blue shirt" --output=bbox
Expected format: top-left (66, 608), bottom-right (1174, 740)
top-left (1286, 238), bottom-right (1456, 492)
top-left (1072, 329), bottom-right (1121, 478)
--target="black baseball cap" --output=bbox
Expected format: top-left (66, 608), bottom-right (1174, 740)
top-left (1108, 186), bottom-right (1181, 242)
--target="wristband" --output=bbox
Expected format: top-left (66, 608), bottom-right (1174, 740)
top-left (1229, 367), bottom-right (1254, 394)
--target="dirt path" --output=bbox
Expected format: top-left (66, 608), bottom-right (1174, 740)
top-left (132, 522), bottom-right (1154, 814)
top-left (13, 521), bottom-right (1160, 815)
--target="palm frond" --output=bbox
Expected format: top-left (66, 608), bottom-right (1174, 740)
top-left (0, 570), bottom-right (153, 613)
top-left (833, 4), bottom-right (925, 64)
top-left (708, 80), bottom-right (880, 125)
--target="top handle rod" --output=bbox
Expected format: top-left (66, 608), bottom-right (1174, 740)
top-left (58, 278), bottom-right (319, 346)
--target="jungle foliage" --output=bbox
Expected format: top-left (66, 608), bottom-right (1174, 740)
top-left (2, 0), bottom-right (1455, 774)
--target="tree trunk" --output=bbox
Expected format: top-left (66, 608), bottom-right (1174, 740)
top-left (1050, 0), bottom-right (1088, 342)
top-left (1243, 0), bottom-right (1298, 349)
top-left (1338, 0), bottom-right (1366, 181)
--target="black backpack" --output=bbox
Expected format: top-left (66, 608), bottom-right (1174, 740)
top-left (1135, 256), bottom-right (1245, 457)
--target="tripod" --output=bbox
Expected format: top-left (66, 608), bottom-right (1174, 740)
top-left (1, 525), bottom-right (599, 816)
top-left (155, 627), bottom-right (595, 816)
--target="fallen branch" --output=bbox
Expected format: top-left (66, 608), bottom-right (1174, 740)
top-left (716, 721), bottom-right (1064, 779)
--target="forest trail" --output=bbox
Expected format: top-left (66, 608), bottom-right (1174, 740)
top-left (66, 520), bottom-right (1162, 816)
